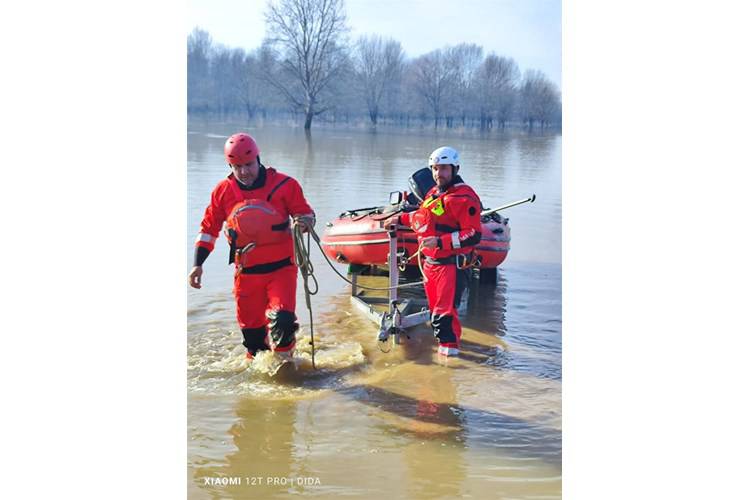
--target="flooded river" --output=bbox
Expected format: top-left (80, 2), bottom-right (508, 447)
top-left (187, 119), bottom-right (562, 498)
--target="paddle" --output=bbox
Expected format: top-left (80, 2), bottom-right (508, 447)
top-left (481, 194), bottom-right (536, 217)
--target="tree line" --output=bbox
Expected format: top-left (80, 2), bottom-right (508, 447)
top-left (188, 0), bottom-right (561, 131)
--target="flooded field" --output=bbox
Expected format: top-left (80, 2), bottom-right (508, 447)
top-left (187, 120), bottom-right (561, 498)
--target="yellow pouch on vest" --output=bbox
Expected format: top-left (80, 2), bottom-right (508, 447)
top-left (422, 196), bottom-right (445, 216)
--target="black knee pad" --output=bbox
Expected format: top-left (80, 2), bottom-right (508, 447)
top-left (266, 309), bottom-right (299, 348)
top-left (241, 326), bottom-right (269, 355)
top-left (431, 313), bottom-right (457, 344)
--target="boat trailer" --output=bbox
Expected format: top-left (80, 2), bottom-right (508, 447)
top-left (348, 225), bottom-right (431, 347)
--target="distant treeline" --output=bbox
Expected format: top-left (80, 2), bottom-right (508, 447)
top-left (188, 0), bottom-right (561, 131)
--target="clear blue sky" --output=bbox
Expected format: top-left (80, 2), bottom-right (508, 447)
top-left (187, 0), bottom-right (561, 88)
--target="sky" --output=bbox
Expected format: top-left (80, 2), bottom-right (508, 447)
top-left (187, 0), bottom-right (561, 88)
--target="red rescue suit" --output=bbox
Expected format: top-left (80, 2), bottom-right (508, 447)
top-left (397, 178), bottom-right (482, 348)
top-left (195, 166), bottom-right (314, 355)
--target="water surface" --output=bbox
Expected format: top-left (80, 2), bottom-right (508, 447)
top-left (187, 120), bottom-right (561, 498)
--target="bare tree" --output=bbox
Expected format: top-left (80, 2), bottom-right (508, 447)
top-left (445, 43), bottom-right (483, 128)
top-left (263, 0), bottom-right (349, 130)
top-left (474, 54), bottom-right (520, 129)
top-left (187, 27), bottom-right (212, 113)
top-left (519, 69), bottom-right (561, 128)
top-left (231, 50), bottom-right (256, 121)
top-left (253, 44), bottom-right (289, 119)
top-left (188, 25), bottom-right (562, 130)
top-left (229, 48), bottom-right (272, 122)
top-left (352, 35), bottom-right (404, 127)
top-left (411, 49), bottom-right (454, 128)
top-left (393, 62), bottom-right (424, 127)
top-left (210, 45), bottom-right (243, 118)
top-left (496, 85), bottom-right (517, 129)
top-left (328, 54), bottom-right (360, 125)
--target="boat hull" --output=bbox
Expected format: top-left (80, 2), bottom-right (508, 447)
top-left (321, 212), bottom-right (510, 268)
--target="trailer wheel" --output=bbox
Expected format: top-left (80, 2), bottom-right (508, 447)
top-left (402, 265), bottom-right (422, 280)
top-left (348, 263), bottom-right (369, 275)
top-left (479, 267), bottom-right (498, 285)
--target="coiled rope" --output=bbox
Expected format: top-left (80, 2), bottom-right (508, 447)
top-left (292, 221), bottom-right (319, 369)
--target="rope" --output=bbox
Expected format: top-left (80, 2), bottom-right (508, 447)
top-left (291, 220), bottom-right (431, 364)
top-left (302, 224), bottom-right (425, 292)
top-left (292, 221), bottom-right (319, 369)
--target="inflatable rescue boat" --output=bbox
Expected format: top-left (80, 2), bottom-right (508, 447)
top-left (321, 168), bottom-right (511, 283)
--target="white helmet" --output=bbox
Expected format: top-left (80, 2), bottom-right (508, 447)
top-left (429, 146), bottom-right (460, 166)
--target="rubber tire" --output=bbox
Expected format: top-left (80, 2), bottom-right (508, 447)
top-left (402, 265), bottom-right (422, 280)
top-left (347, 263), bottom-right (369, 275)
top-left (479, 267), bottom-right (498, 285)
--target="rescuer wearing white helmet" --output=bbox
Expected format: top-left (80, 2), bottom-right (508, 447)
top-left (388, 146), bottom-right (483, 356)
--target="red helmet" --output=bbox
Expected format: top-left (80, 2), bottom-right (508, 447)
top-left (224, 133), bottom-right (260, 165)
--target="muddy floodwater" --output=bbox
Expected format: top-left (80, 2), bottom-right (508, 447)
top-left (187, 120), bottom-right (561, 498)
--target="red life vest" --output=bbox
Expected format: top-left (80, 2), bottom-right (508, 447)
top-left (195, 166), bottom-right (314, 269)
top-left (409, 183), bottom-right (482, 260)
top-left (224, 199), bottom-right (290, 267)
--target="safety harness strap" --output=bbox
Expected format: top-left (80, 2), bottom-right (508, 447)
top-left (239, 257), bottom-right (292, 274)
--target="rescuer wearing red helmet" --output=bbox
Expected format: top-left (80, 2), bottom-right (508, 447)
top-left (188, 132), bottom-right (316, 361)
top-left (387, 146), bottom-right (482, 357)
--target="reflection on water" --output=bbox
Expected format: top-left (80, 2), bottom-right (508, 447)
top-left (187, 120), bottom-right (561, 498)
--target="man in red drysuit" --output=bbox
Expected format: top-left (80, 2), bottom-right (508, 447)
top-left (188, 132), bottom-right (315, 361)
top-left (387, 146), bottom-right (482, 356)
